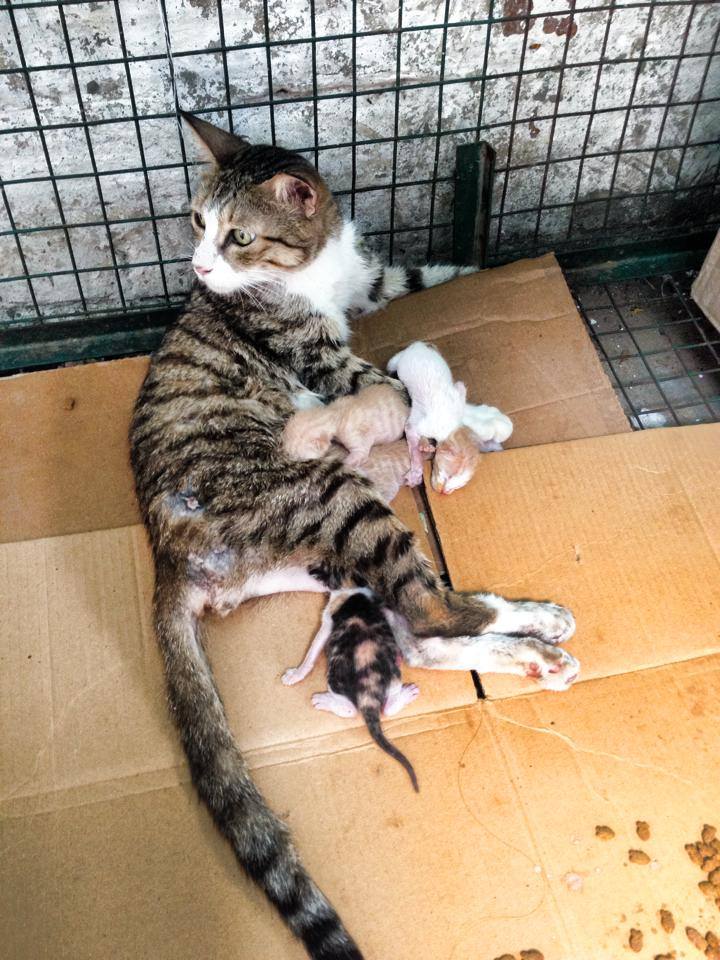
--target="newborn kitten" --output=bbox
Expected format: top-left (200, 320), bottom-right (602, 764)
top-left (283, 383), bottom-right (408, 466)
top-left (355, 438), bottom-right (434, 502)
top-left (431, 426), bottom-right (481, 495)
top-left (282, 589), bottom-right (420, 791)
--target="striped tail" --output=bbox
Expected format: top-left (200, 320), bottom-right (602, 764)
top-left (364, 261), bottom-right (475, 313)
top-left (154, 564), bottom-right (364, 960)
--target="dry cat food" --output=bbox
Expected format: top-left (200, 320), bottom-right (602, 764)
top-left (704, 826), bottom-right (718, 845)
top-left (653, 953), bottom-right (675, 960)
top-left (629, 849), bottom-right (651, 864)
top-left (708, 932), bottom-right (720, 948)
top-left (595, 825), bottom-right (615, 840)
top-left (519, 951), bottom-right (544, 960)
top-left (492, 955), bottom-right (516, 960)
top-left (686, 927), bottom-right (707, 951)
top-left (700, 880), bottom-right (717, 898)
top-left (706, 949), bottom-right (720, 960)
top-left (636, 821), bottom-right (651, 841)
top-left (629, 928), bottom-right (643, 952)
top-left (688, 843), bottom-right (706, 867)
top-left (660, 909), bottom-right (675, 933)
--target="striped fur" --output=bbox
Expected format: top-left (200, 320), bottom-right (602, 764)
top-left (130, 115), bottom-right (577, 960)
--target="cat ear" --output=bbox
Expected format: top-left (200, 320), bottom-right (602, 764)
top-left (180, 111), bottom-right (248, 165)
top-left (262, 173), bottom-right (318, 218)
top-left (454, 380), bottom-right (467, 403)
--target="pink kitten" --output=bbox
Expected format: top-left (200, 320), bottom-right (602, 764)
top-left (283, 384), bottom-right (409, 466)
top-left (355, 439), bottom-right (434, 502)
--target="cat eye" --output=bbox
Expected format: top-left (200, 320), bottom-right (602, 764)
top-left (191, 209), bottom-right (205, 231)
top-left (232, 228), bottom-right (255, 247)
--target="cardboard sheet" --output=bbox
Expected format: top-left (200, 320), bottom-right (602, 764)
top-left (353, 253), bottom-right (630, 448)
top-left (4, 659), bottom-right (719, 960)
top-left (428, 423), bottom-right (720, 697)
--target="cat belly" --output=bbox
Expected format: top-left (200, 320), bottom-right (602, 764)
top-left (191, 564), bottom-right (329, 616)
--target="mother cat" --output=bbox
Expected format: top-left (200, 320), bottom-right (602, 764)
top-left (130, 114), bottom-right (578, 960)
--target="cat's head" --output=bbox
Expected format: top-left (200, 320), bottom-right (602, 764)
top-left (431, 426), bottom-right (481, 495)
top-left (182, 112), bottom-right (339, 296)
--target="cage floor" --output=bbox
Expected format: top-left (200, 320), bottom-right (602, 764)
top-left (570, 271), bottom-right (720, 430)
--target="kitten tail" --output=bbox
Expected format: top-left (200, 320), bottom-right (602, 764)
top-left (361, 706), bottom-right (419, 793)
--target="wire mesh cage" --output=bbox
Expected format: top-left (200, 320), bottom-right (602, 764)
top-left (1, 0), bottom-right (719, 342)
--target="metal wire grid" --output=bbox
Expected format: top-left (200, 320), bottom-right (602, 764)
top-left (572, 271), bottom-right (720, 428)
top-left (1, 0), bottom-right (719, 333)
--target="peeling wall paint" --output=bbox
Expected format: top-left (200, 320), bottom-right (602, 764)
top-left (0, 0), bottom-right (719, 324)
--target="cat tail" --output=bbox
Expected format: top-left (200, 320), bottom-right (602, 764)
top-left (153, 561), bottom-right (364, 960)
top-left (360, 704), bottom-right (419, 793)
top-left (367, 262), bottom-right (476, 310)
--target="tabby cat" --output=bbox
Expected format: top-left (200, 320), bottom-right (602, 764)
top-left (129, 113), bottom-right (578, 960)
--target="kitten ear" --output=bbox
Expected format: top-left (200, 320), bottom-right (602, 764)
top-left (262, 172), bottom-right (318, 217)
top-left (180, 111), bottom-right (248, 165)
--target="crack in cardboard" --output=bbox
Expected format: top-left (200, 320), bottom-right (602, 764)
top-left (487, 706), bottom-right (698, 788)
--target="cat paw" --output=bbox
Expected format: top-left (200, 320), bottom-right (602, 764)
top-left (484, 597), bottom-right (576, 645)
top-left (522, 601), bottom-right (576, 644)
top-left (281, 667), bottom-right (305, 686)
top-left (404, 466), bottom-right (424, 487)
top-left (383, 682), bottom-right (420, 716)
top-left (517, 640), bottom-right (580, 691)
top-left (312, 691), bottom-right (357, 718)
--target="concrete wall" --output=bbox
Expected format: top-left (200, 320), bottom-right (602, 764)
top-left (1, 0), bottom-right (719, 324)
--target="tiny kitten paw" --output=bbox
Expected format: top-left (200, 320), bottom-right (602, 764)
top-left (404, 467), bottom-right (424, 487)
top-left (281, 667), bottom-right (305, 686)
top-left (383, 682), bottom-right (420, 716)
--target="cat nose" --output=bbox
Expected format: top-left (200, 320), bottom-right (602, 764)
top-left (194, 265), bottom-right (211, 277)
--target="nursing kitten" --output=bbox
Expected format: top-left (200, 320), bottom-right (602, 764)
top-left (354, 438), bottom-right (433, 502)
top-left (282, 589), bottom-right (420, 791)
top-left (130, 112), bottom-right (578, 960)
top-left (387, 341), bottom-right (468, 485)
top-left (283, 382), bottom-right (409, 465)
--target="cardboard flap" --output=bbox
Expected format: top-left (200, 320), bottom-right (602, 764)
top-left (428, 423), bottom-right (720, 697)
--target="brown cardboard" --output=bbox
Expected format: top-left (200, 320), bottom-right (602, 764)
top-left (353, 253), bottom-right (630, 448)
top-left (691, 228), bottom-right (720, 330)
top-left (428, 423), bottom-right (720, 697)
top-left (4, 661), bottom-right (719, 960)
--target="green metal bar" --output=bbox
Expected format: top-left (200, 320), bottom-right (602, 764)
top-left (558, 231), bottom-right (716, 285)
top-left (453, 142), bottom-right (496, 268)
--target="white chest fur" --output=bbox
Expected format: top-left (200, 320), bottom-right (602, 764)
top-left (282, 221), bottom-right (376, 342)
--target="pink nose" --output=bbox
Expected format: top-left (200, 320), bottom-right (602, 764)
top-left (194, 264), bottom-right (211, 276)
